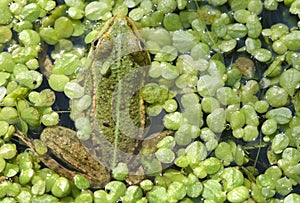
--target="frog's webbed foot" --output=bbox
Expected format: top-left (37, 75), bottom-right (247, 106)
top-left (141, 130), bottom-right (174, 154)
top-left (0, 176), bottom-right (9, 182)
top-left (125, 166), bottom-right (145, 185)
top-left (123, 130), bottom-right (174, 185)
top-left (14, 130), bottom-right (38, 155)
top-left (38, 42), bottom-right (53, 78)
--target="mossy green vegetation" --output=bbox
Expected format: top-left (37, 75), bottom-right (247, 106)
top-left (0, 0), bottom-right (300, 202)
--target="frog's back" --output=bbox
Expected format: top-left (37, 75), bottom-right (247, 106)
top-left (80, 15), bottom-right (151, 169)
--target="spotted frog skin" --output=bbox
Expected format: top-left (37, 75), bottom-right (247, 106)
top-left (15, 15), bottom-right (168, 188)
top-left (78, 14), bottom-right (152, 171)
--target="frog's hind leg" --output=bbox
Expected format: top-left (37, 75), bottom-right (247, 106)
top-left (14, 130), bottom-right (106, 189)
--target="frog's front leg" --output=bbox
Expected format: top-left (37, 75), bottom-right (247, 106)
top-left (38, 42), bottom-right (54, 79)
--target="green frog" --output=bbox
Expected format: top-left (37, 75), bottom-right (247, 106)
top-left (15, 14), bottom-right (168, 189)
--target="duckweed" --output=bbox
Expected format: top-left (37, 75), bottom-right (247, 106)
top-left (266, 107), bottom-right (293, 124)
top-left (54, 17), bottom-right (74, 39)
top-left (84, 1), bottom-right (111, 21)
top-left (64, 82), bottom-right (84, 99)
top-left (157, 0), bottom-right (177, 14)
top-left (112, 162), bottom-right (128, 181)
top-left (167, 181), bottom-right (186, 202)
top-left (122, 185), bottom-right (143, 203)
top-left (227, 185), bottom-right (249, 202)
top-left (48, 74), bottom-right (70, 91)
top-left (15, 70), bottom-right (43, 89)
top-left (51, 177), bottom-right (71, 198)
top-left (0, 2), bottom-right (13, 25)
top-left (146, 186), bottom-right (167, 203)
top-left (163, 13), bottom-right (182, 31)
top-left (0, 144), bottom-right (17, 159)
top-left (0, 26), bottom-right (12, 44)
top-left (155, 148), bottom-right (175, 163)
top-left (202, 180), bottom-right (226, 202)
top-left (279, 68), bottom-right (300, 96)
top-left (39, 27), bottom-right (59, 45)
top-left (73, 174), bottom-right (90, 190)
top-left (230, 111), bottom-right (246, 130)
top-left (0, 0), bottom-right (300, 202)
top-left (261, 119), bottom-right (277, 135)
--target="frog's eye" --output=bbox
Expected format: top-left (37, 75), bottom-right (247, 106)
top-left (93, 39), bottom-right (99, 48)
top-left (103, 121), bottom-right (110, 127)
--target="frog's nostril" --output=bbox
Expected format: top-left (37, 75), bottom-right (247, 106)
top-left (103, 121), bottom-right (110, 127)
